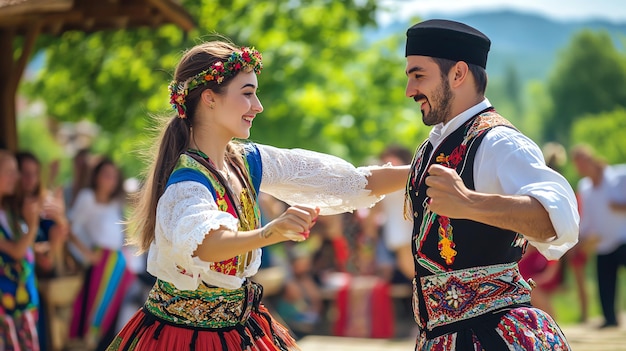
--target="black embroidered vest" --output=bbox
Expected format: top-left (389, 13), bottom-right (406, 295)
top-left (407, 109), bottom-right (528, 327)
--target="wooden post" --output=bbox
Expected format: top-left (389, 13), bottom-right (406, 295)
top-left (0, 24), bottom-right (40, 151)
top-left (0, 28), bottom-right (17, 151)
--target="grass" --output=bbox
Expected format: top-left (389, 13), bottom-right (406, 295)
top-left (552, 259), bottom-right (626, 325)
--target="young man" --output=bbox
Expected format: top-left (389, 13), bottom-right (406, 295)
top-left (403, 19), bottom-right (579, 350)
top-left (572, 145), bottom-right (626, 329)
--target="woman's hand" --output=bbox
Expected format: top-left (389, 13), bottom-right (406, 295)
top-left (41, 188), bottom-right (67, 223)
top-left (262, 205), bottom-right (320, 242)
top-left (22, 196), bottom-right (42, 233)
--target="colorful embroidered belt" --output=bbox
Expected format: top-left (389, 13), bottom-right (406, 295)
top-left (412, 262), bottom-right (532, 331)
top-left (144, 279), bottom-right (262, 329)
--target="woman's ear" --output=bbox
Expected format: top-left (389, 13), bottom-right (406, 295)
top-left (201, 89), bottom-right (217, 109)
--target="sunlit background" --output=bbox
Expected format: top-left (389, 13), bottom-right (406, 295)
top-left (2, 1), bottom-right (626, 349)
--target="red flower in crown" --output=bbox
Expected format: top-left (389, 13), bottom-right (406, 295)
top-left (242, 51), bottom-right (251, 62)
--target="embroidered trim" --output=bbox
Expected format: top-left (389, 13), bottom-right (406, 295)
top-left (405, 140), bottom-right (430, 220)
top-left (171, 154), bottom-right (259, 278)
top-left (418, 263), bottom-right (531, 330)
top-left (411, 109), bottom-right (518, 273)
top-left (437, 216), bottom-right (456, 265)
top-left (144, 279), bottom-right (263, 329)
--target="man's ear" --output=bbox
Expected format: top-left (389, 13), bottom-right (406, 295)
top-left (450, 61), bottom-right (469, 88)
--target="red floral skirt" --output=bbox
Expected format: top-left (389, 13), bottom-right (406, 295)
top-left (106, 280), bottom-right (299, 351)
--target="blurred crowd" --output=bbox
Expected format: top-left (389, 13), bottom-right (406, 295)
top-left (0, 142), bottom-right (624, 350)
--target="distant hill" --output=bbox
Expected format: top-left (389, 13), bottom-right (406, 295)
top-left (375, 10), bottom-right (626, 82)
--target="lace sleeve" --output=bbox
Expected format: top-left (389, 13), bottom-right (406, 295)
top-left (257, 144), bottom-right (383, 215)
top-left (150, 182), bottom-right (239, 290)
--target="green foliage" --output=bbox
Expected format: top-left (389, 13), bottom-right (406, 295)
top-left (17, 114), bottom-right (69, 186)
top-left (544, 30), bottom-right (626, 143)
top-left (503, 64), bottom-right (523, 114)
top-left (20, 0), bottom-right (425, 178)
top-left (519, 81), bottom-right (553, 142)
top-left (554, 108), bottom-right (626, 184)
top-left (571, 108), bottom-right (626, 164)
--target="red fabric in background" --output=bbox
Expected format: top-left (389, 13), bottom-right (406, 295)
top-left (331, 237), bottom-right (350, 272)
top-left (332, 277), bottom-right (394, 339)
top-left (518, 250), bottom-right (563, 292)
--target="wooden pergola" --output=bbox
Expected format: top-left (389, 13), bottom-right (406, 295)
top-left (0, 0), bottom-right (195, 151)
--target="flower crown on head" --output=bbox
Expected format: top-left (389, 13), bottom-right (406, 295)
top-left (168, 47), bottom-right (263, 119)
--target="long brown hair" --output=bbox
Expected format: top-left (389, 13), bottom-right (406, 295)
top-left (15, 151), bottom-right (42, 203)
top-left (69, 149), bottom-right (91, 208)
top-left (0, 150), bottom-right (22, 237)
top-left (128, 41), bottom-right (251, 253)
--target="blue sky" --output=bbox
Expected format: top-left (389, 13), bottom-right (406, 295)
top-left (379, 0), bottom-right (626, 24)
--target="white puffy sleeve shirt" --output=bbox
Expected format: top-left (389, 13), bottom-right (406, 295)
top-left (473, 127), bottom-right (580, 260)
top-left (148, 145), bottom-right (382, 290)
top-left (428, 99), bottom-right (579, 261)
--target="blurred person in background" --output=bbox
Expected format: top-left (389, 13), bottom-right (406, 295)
top-left (63, 148), bottom-right (93, 273)
top-left (0, 150), bottom-right (42, 350)
top-left (16, 152), bottom-right (69, 278)
top-left (257, 193), bottom-right (323, 337)
top-left (518, 244), bottom-right (563, 318)
top-left (544, 142), bottom-right (588, 323)
top-left (572, 144), bottom-right (626, 328)
top-left (373, 145), bottom-right (415, 283)
top-left (517, 143), bottom-right (568, 318)
top-left (68, 157), bottom-right (135, 350)
top-left (16, 151), bottom-right (70, 351)
top-left (63, 148), bottom-right (91, 210)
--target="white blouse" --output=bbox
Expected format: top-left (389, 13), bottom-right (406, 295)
top-left (577, 165), bottom-right (626, 254)
top-left (69, 189), bottom-right (126, 251)
top-left (147, 145), bottom-right (382, 290)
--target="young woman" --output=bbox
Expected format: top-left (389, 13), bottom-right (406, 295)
top-left (0, 150), bottom-right (42, 350)
top-left (16, 151), bottom-right (71, 351)
top-left (107, 41), bottom-right (408, 351)
top-left (16, 152), bottom-right (69, 278)
top-left (68, 158), bottom-right (135, 350)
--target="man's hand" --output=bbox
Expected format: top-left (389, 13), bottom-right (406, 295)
top-left (425, 164), bottom-right (558, 242)
top-left (424, 164), bottom-right (473, 218)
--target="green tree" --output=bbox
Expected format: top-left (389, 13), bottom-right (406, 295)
top-left (519, 80), bottom-right (552, 142)
top-left (22, 0), bottom-right (422, 178)
top-left (17, 114), bottom-right (68, 186)
top-left (570, 108), bottom-right (626, 165)
top-left (503, 63), bottom-right (523, 114)
top-left (544, 30), bottom-right (626, 143)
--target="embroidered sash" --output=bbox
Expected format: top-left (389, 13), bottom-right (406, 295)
top-left (413, 262), bottom-right (532, 331)
top-left (144, 279), bottom-right (263, 329)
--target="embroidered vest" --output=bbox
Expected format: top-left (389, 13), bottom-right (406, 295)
top-left (407, 109), bottom-right (529, 327)
top-left (165, 143), bottom-right (262, 278)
